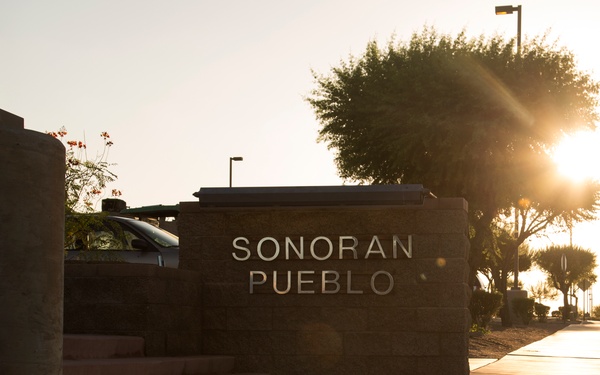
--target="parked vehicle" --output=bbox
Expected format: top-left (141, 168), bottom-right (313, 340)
top-left (65, 215), bottom-right (179, 268)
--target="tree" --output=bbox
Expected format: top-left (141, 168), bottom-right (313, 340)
top-left (481, 226), bottom-right (533, 294)
top-left (480, 225), bottom-right (534, 324)
top-left (535, 245), bottom-right (597, 322)
top-left (307, 27), bottom-right (600, 325)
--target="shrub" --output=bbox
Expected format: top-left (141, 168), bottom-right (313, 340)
top-left (470, 290), bottom-right (503, 329)
top-left (593, 305), bottom-right (600, 319)
top-left (512, 297), bottom-right (535, 325)
top-left (470, 323), bottom-right (490, 335)
top-left (534, 302), bottom-right (550, 322)
top-left (558, 305), bottom-right (578, 321)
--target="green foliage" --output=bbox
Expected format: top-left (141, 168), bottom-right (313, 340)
top-left (480, 226), bottom-right (532, 293)
top-left (308, 27), bottom-right (599, 215)
top-left (64, 214), bottom-right (126, 262)
top-left (470, 324), bottom-right (490, 335)
top-left (534, 302), bottom-right (550, 322)
top-left (512, 297), bottom-right (535, 325)
top-left (535, 246), bottom-right (597, 292)
top-left (469, 290), bottom-right (503, 329)
top-left (65, 214), bottom-right (121, 250)
top-left (535, 245), bottom-right (597, 321)
top-left (592, 305), bottom-right (600, 319)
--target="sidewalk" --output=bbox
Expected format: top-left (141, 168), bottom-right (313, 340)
top-left (470, 320), bottom-right (600, 374)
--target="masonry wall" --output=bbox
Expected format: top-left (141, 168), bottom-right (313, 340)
top-left (0, 111), bottom-right (65, 375)
top-left (178, 197), bottom-right (471, 375)
top-left (64, 263), bottom-right (202, 356)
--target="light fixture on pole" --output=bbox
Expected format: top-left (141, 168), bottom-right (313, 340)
top-left (495, 5), bottom-right (522, 54)
top-left (229, 156), bottom-right (243, 187)
top-left (497, 4), bottom-right (522, 290)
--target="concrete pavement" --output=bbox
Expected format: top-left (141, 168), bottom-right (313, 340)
top-left (470, 320), bottom-right (600, 374)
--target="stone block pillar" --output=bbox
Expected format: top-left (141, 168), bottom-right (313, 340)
top-left (0, 109), bottom-right (65, 374)
top-left (507, 289), bottom-right (529, 324)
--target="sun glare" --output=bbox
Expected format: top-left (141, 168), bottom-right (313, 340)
top-left (553, 131), bottom-right (600, 182)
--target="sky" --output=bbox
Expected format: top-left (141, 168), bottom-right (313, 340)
top-left (3, 1), bottom-right (600, 307)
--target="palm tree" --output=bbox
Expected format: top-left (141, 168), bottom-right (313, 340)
top-left (527, 281), bottom-right (558, 304)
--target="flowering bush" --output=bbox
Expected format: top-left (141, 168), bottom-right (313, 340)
top-left (48, 127), bottom-right (121, 213)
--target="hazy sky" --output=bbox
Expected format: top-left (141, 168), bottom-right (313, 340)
top-left (3, 0), bottom-right (600, 307)
top-left (3, 0), bottom-right (599, 208)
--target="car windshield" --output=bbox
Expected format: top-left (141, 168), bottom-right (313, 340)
top-left (126, 219), bottom-right (179, 248)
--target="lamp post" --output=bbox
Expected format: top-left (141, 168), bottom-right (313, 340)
top-left (497, 4), bottom-right (522, 290)
top-left (229, 156), bottom-right (243, 187)
top-left (561, 253), bottom-right (570, 321)
top-left (495, 5), bottom-right (522, 54)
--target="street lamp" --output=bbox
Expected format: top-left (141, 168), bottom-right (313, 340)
top-left (498, 4), bottom-right (522, 290)
top-left (495, 5), bottom-right (522, 54)
top-left (229, 156), bottom-right (243, 187)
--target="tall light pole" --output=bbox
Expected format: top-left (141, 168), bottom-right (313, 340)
top-left (497, 4), bottom-right (523, 290)
top-left (229, 156), bottom-right (243, 187)
top-left (495, 5), bottom-right (522, 54)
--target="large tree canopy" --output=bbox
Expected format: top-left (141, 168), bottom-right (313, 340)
top-left (307, 28), bottom-right (599, 220)
top-left (308, 28), bottom-right (600, 326)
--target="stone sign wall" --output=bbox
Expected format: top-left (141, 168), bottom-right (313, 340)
top-left (178, 193), bottom-right (470, 375)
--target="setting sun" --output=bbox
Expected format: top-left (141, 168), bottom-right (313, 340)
top-left (553, 131), bottom-right (600, 182)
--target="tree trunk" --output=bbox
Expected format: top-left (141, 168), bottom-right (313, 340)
top-left (499, 292), bottom-right (512, 327)
top-left (498, 272), bottom-right (512, 327)
top-left (562, 289), bottom-right (570, 322)
top-left (468, 214), bottom-right (494, 287)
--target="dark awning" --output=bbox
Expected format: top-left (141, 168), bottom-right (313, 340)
top-left (192, 185), bottom-right (435, 207)
top-left (120, 204), bottom-right (179, 217)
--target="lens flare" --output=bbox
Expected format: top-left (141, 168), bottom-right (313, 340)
top-left (553, 131), bottom-right (600, 182)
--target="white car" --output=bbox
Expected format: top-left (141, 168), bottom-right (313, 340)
top-left (65, 215), bottom-right (179, 268)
